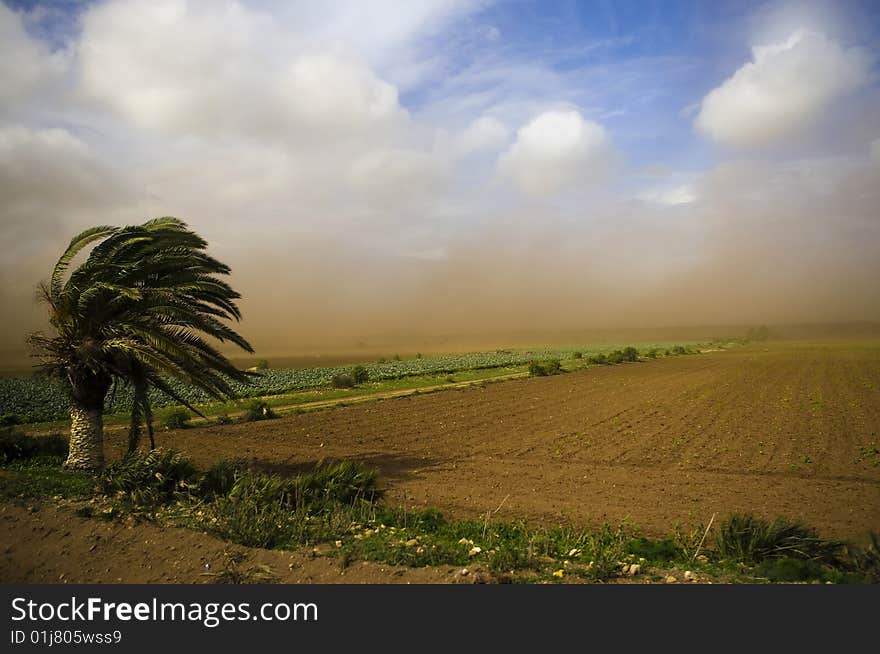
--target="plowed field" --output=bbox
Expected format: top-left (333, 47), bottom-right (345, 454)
top-left (104, 341), bottom-right (880, 540)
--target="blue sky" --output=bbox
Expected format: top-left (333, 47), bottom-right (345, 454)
top-left (1, 0), bottom-right (879, 347)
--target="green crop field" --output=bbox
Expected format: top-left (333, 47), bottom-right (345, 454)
top-left (0, 341), bottom-right (705, 424)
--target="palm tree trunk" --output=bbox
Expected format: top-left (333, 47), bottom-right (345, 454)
top-left (66, 404), bottom-right (105, 470)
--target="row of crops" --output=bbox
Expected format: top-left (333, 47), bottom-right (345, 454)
top-left (0, 343), bottom-right (704, 424)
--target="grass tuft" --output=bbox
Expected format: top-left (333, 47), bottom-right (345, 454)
top-left (715, 513), bottom-right (843, 565)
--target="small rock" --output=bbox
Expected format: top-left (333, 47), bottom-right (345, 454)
top-left (621, 564), bottom-right (630, 575)
top-left (696, 554), bottom-right (709, 564)
top-left (684, 570), bottom-right (696, 581)
top-left (405, 539), bottom-right (418, 547)
top-left (552, 569), bottom-right (564, 578)
top-left (468, 546), bottom-right (482, 557)
top-left (628, 564), bottom-right (641, 576)
top-left (459, 568), bottom-right (469, 576)
top-left (665, 575), bottom-right (677, 584)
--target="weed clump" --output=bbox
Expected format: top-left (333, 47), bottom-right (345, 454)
top-left (715, 513), bottom-right (842, 565)
top-left (528, 359), bottom-right (563, 376)
top-left (162, 408), bottom-right (192, 430)
top-left (849, 532), bottom-right (880, 584)
top-left (100, 449), bottom-right (197, 506)
top-left (241, 400), bottom-right (277, 422)
top-left (331, 373), bottom-right (356, 389)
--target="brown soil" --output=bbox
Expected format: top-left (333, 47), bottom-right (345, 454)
top-left (3, 340), bottom-right (879, 584)
top-left (0, 503), bottom-right (458, 584)
top-left (115, 340), bottom-right (880, 541)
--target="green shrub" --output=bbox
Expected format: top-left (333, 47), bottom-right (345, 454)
top-left (715, 514), bottom-right (842, 564)
top-left (241, 400), bottom-right (277, 422)
top-left (670, 345), bottom-right (689, 356)
top-left (100, 449), bottom-right (198, 506)
top-left (621, 346), bottom-right (639, 362)
top-left (606, 351), bottom-right (625, 364)
top-left (255, 359), bottom-right (270, 370)
top-left (331, 373), bottom-right (356, 389)
top-left (162, 408), bottom-right (191, 430)
top-left (351, 365), bottom-right (369, 385)
top-left (572, 351), bottom-right (583, 359)
top-left (216, 414), bottom-right (233, 425)
top-left (587, 353), bottom-right (608, 365)
top-left (0, 428), bottom-right (68, 464)
top-left (644, 348), bottom-right (660, 359)
top-left (528, 359), bottom-right (562, 377)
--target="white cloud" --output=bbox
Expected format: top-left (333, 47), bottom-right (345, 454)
top-left (497, 109), bottom-right (614, 195)
top-left (637, 185), bottom-right (696, 206)
top-left (452, 116), bottom-right (509, 157)
top-left (279, 50), bottom-right (406, 133)
top-left (77, 0), bottom-right (407, 140)
top-left (349, 148), bottom-right (449, 210)
top-left (0, 4), bottom-right (67, 116)
top-left (695, 30), bottom-right (870, 148)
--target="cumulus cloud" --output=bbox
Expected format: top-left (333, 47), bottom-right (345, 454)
top-left (695, 30), bottom-right (870, 148)
top-left (452, 116), bottom-right (509, 157)
top-left (77, 0), bottom-right (407, 140)
top-left (497, 109), bottom-right (615, 195)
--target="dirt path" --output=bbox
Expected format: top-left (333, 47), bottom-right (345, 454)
top-left (101, 341), bottom-right (880, 541)
top-left (0, 503), bottom-right (456, 584)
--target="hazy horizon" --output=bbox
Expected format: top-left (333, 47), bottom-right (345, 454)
top-left (2, 0), bottom-right (879, 362)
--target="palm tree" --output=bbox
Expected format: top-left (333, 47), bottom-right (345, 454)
top-left (28, 217), bottom-right (254, 470)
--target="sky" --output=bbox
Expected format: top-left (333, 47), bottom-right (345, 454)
top-left (1, 0), bottom-right (879, 357)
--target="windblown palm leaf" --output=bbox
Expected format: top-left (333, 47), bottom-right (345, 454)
top-left (29, 217), bottom-right (254, 467)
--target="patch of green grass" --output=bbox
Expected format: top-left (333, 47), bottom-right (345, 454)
top-left (0, 458), bottom-right (95, 502)
top-left (753, 557), bottom-right (861, 584)
top-left (0, 427), bottom-right (68, 464)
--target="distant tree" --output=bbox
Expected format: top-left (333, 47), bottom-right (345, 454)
top-left (28, 218), bottom-right (254, 470)
top-left (351, 365), bottom-right (369, 385)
